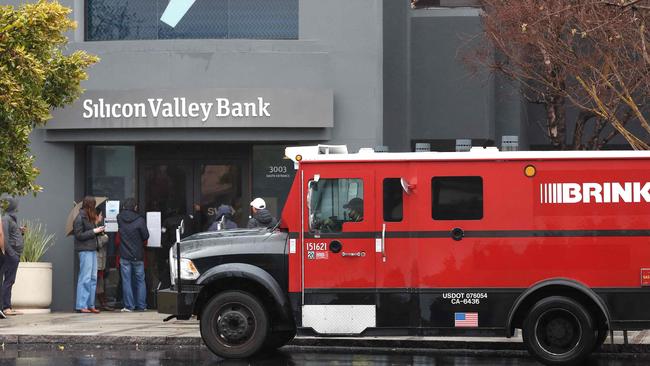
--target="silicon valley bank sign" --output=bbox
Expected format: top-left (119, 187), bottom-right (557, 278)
top-left (83, 97), bottom-right (271, 121)
top-left (48, 88), bottom-right (333, 130)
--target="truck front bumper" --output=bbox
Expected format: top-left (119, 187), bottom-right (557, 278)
top-left (157, 286), bottom-right (201, 320)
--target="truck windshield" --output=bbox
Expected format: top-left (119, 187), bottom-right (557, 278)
top-left (308, 178), bottom-right (363, 233)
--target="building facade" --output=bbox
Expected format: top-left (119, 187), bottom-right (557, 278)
top-left (6, 0), bottom-right (528, 310)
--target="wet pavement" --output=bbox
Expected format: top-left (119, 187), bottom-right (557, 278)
top-left (0, 345), bottom-right (647, 366)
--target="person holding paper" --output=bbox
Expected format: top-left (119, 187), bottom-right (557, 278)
top-left (117, 198), bottom-right (149, 312)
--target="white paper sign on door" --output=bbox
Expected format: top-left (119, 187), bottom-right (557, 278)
top-left (105, 200), bottom-right (120, 232)
top-left (146, 212), bottom-right (162, 248)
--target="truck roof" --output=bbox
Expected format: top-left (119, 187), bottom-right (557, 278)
top-left (286, 146), bottom-right (650, 165)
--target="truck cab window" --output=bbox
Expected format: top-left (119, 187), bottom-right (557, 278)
top-left (431, 176), bottom-right (483, 220)
top-left (383, 178), bottom-right (403, 222)
top-left (309, 178), bottom-right (364, 232)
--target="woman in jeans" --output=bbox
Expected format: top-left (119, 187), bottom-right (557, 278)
top-left (73, 196), bottom-right (105, 313)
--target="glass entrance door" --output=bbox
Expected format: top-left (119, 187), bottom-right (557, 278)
top-left (195, 163), bottom-right (245, 231)
top-left (139, 159), bottom-right (247, 307)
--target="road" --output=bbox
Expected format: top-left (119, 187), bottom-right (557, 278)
top-left (0, 345), bottom-right (648, 366)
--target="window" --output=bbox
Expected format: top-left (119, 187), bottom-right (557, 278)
top-left (383, 178), bottom-right (403, 222)
top-left (86, 0), bottom-right (299, 41)
top-left (431, 176), bottom-right (483, 220)
top-left (411, 0), bottom-right (481, 8)
top-left (308, 178), bottom-right (363, 233)
top-left (86, 145), bottom-right (135, 200)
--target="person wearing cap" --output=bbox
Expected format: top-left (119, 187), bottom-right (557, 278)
top-left (344, 197), bottom-right (364, 222)
top-left (247, 198), bottom-right (278, 229)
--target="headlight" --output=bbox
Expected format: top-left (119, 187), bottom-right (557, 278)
top-left (169, 246), bottom-right (200, 283)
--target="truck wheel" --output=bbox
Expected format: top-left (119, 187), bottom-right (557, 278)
top-left (263, 329), bottom-right (296, 351)
top-left (200, 291), bottom-right (269, 359)
top-left (522, 296), bottom-right (595, 365)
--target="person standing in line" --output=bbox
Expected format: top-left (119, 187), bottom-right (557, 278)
top-left (117, 198), bottom-right (149, 312)
top-left (247, 198), bottom-right (277, 229)
top-left (208, 204), bottom-right (238, 231)
top-left (74, 196), bottom-right (104, 314)
top-left (95, 211), bottom-right (113, 311)
top-left (0, 215), bottom-right (4, 319)
top-left (1, 197), bottom-right (25, 316)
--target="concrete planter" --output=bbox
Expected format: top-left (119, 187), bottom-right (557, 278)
top-left (11, 262), bottom-right (52, 314)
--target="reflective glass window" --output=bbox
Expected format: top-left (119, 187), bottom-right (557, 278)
top-left (86, 0), bottom-right (299, 41)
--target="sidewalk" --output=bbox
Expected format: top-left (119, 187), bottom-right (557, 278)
top-left (0, 311), bottom-right (648, 353)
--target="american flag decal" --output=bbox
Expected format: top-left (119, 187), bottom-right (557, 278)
top-left (454, 312), bottom-right (478, 327)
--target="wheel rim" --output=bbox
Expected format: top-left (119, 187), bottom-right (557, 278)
top-left (214, 302), bottom-right (257, 347)
top-left (534, 308), bottom-right (582, 356)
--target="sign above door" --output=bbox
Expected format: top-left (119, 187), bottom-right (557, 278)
top-left (47, 88), bottom-right (333, 130)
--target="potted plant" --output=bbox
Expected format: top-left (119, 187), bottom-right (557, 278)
top-left (12, 219), bottom-right (55, 314)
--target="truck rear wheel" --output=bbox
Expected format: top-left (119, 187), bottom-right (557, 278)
top-left (522, 296), bottom-right (595, 365)
top-left (200, 290), bottom-right (269, 359)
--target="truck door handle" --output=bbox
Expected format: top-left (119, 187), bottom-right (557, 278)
top-left (341, 251), bottom-right (366, 257)
top-left (451, 227), bottom-right (464, 241)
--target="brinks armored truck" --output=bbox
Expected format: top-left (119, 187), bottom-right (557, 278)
top-left (159, 145), bottom-right (650, 365)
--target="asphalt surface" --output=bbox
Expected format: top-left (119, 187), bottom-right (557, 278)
top-left (0, 345), bottom-right (648, 366)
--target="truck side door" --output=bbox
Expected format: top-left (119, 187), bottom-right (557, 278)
top-left (301, 168), bottom-right (376, 334)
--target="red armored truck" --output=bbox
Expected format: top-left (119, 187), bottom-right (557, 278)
top-left (159, 145), bottom-right (650, 365)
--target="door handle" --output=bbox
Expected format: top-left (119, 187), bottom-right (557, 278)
top-left (341, 251), bottom-right (366, 257)
top-left (451, 227), bottom-right (464, 241)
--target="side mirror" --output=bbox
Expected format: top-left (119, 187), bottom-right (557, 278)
top-left (400, 178), bottom-right (415, 195)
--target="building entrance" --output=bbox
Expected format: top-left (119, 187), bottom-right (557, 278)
top-left (140, 160), bottom-right (247, 232)
top-left (138, 155), bottom-right (249, 307)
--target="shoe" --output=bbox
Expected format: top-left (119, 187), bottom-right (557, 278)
top-left (100, 305), bottom-right (115, 312)
top-left (89, 308), bottom-right (101, 314)
top-left (120, 308), bottom-right (132, 312)
top-left (0, 310), bottom-right (6, 319)
top-left (76, 309), bottom-right (92, 313)
top-left (4, 308), bottom-right (22, 316)
top-left (134, 308), bottom-right (147, 312)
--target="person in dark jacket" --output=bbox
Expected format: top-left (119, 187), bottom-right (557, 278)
top-left (208, 205), bottom-right (238, 231)
top-left (1, 197), bottom-right (25, 316)
top-left (247, 198), bottom-right (277, 229)
top-left (117, 198), bottom-right (149, 312)
top-left (0, 220), bottom-right (4, 319)
top-left (74, 196), bottom-right (105, 313)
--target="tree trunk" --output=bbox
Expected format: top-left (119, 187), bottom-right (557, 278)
top-left (546, 96), bottom-right (566, 149)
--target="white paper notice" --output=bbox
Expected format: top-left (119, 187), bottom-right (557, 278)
top-left (105, 200), bottom-right (120, 232)
top-left (146, 212), bottom-right (162, 248)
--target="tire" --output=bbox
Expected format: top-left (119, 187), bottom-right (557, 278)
top-left (200, 290), bottom-right (269, 359)
top-left (522, 296), bottom-right (596, 366)
top-left (263, 329), bottom-right (296, 351)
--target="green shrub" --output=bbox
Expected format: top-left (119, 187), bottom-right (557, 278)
top-left (19, 219), bottom-right (55, 262)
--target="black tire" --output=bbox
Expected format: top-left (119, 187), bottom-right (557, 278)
top-left (263, 329), bottom-right (296, 351)
top-left (522, 296), bottom-right (596, 366)
top-left (200, 290), bottom-right (269, 359)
